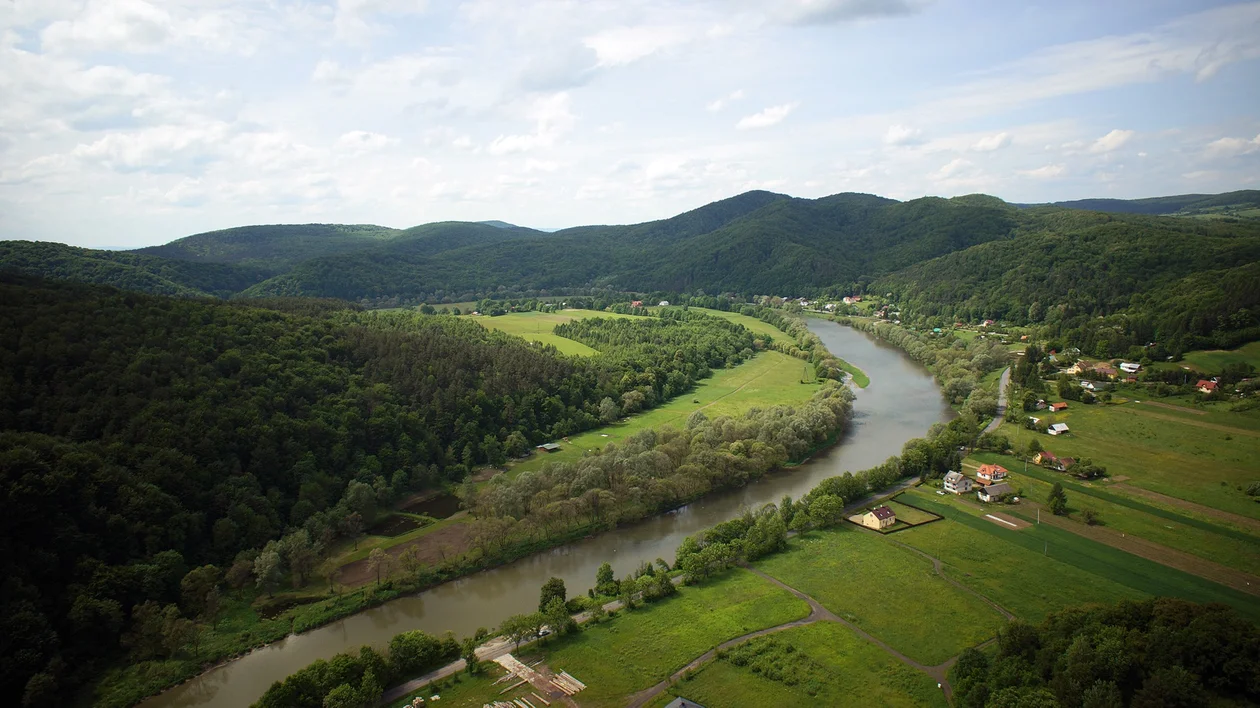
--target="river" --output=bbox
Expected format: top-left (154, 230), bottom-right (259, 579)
top-left (143, 319), bottom-right (952, 708)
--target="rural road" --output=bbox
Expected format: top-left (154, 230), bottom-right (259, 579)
top-left (983, 367), bottom-right (1012, 435)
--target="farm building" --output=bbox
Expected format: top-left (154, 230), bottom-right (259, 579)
top-left (1048, 423), bottom-right (1070, 436)
top-left (1120, 362), bottom-right (1141, 373)
top-left (1049, 402), bottom-right (1068, 412)
top-left (976, 463), bottom-right (1008, 485)
top-left (1079, 380), bottom-right (1107, 392)
top-left (536, 443), bottom-right (562, 453)
top-left (1035, 399), bottom-right (1048, 410)
top-left (943, 471), bottom-right (973, 494)
top-left (663, 698), bottom-right (707, 708)
top-left (861, 505), bottom-right (897, 530)
top-left (977, 482), bottom-right (1013, 503)
top-left (1198, 379), bottom-right (1219, 393)
top-left (1034, 451), bottom-right (1060, 469)
top-left (658, 300), bottom-right (670, 307)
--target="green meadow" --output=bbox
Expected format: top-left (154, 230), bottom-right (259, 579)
top-left (467, 308), bottom-right (637, 355)
top-left (903, 492), bottom-right (1260, 622)
top-left (650, 622), bottom-right (947, 708)
top-left (1000, 398), bottom-right (1260, 518)
top-left (1181, 341), bottom-right (1260, 372)
top-left (754, 527), bottom-right (1007, 665)
top-left (507, 349), bottom-right (821, 477)
top-left (520, 568), bottom-right (809, 708)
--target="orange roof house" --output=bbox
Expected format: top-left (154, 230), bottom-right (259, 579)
top-left (976, 463), bottom-right (1008, 485)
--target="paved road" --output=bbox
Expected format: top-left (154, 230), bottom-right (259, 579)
top-left (983, 367), bottom-right (1012, 435)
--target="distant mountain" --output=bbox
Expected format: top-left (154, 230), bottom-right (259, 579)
top-left (477, 220), bottom-right (518, 229)
top-left (1025, 190), bottom-right (1260, 220)
top-left (133, 223), bottom-right (402, 271)
top-left (0, 241), bottom-right (270, 297)
top-left (241, 191), bottom-right (1017, 302)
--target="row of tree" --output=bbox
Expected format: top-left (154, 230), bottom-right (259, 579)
top-left (951, 598), bottom-right (1260, 707)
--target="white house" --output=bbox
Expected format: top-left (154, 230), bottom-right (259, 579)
top-left (943, 470), bottom-right (973, 495)
top-left (1120, 362), bottom-right (1141, 374)
top-left (1048, 423), bottom-right (1070, 436)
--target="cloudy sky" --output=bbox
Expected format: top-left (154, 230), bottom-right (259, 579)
top-left (2, 0), bottom-right (1259, 247)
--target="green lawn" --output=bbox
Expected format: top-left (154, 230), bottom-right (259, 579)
top-left (467, 309), bottom-right (638, 356)
top-left (506, 350), bottom-right (820, 477)
top-left (903, 492), bottom-right (1260, 623)
top-left (651, 622), bottom-right (947, 708)
top-left (897, 491), bottom-right (1147, 622)
top-left (998, 398), bottom-right (1260, 518)
top-left (755, 527), bottom-right (1007, 665)
top-left (521, 568), bottom-right (810, 708)
top-left (884, 499), bottom-right (941, 525)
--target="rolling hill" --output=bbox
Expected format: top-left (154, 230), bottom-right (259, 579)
top-left (1029, 190), bottom-right (1260, 220)
top-left (133, 223), bottom-right (402, 270)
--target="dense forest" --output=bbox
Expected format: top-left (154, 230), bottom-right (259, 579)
top-left (951, 598), bottom-right (1260, 707)
top-left (875, 208), bottom-right (1260, 351)
top-left (0, 276), bottom-right (766, 705)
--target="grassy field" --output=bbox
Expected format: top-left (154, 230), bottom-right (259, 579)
top-left (755, 527), bottom-right (1007, 665)
top-left (897, 490), bottom-right (1147, 622)
top-left (999, 398), bottom-right (1260, 518)
top-left (965, 452), bottom-right (1260, 576)
top-left (885, 498), bottom-right (943, 525)
top-left (1181, 342), bottom-right (1260, 372)
top-left (386, 664), bottom-right (518, 708)
top-left (689, 307), bottom-right (870, 387)
top-left (506, 349), bottom-right (821, 477)
top-left (649, 622), bottom-right (947, 708)
top-left (903, 491), bottom-right (1260, 622)
top-left (467, 309), bottom-right (637, 356)
top-left (519, 568), bottom-right (810, 708)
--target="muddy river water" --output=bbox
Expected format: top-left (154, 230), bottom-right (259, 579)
top-left (142, 319), bottom-right (952, 708)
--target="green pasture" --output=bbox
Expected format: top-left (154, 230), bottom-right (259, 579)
top-left (521, 568), bottom-right (809, 708)
top-left (884, 499), bottom-right (941, 525)
top-left (755, 527), bottom-right (1007, 665)
top-left (1181, 342), bottom-right (1260, 373)
top-left (898, 491), bottom-right (1147, 622)
top-left (506, 350), bottom-right (820, 477)
top-left (467, 309), bottom-right (637, 356)
top-left (903, 492), bottom-right (1260, 622)
top-left (651, 622), bottom-right (947, 708)
top-left (999, 398), bottom-right (1260, 518)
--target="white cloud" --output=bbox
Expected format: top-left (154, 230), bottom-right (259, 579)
top-left (487, 93), bottom-right (576, 155)
top-left (1204, 134), bottom-right (1260, 158)
top-left (39, 0), bottom-right (265, 55)
top-left (335, 131), bottom-right (399, 154)
top-left (583, 26), bottom-right (691, 67)
top-left (1089, 129), bottom-right (1134, 154)
top-left (71, 122), bottom-right (231, 172)
top-left (971, 132), bottom-right (1011, 152)
top-left (884, 124), bottom-right (923, 146)
top-left (736, 103), bottom-right (798, 129)
top-left (334, 0), bottom-right (430, 43)
top-left (1019, 164), bottom-right (1066, 179)
top-left (707, 89), bottom-right (746, 112)
top-left (930, 157), bottom-right (971, 180)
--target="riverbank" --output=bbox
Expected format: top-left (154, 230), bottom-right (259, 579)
top-left (136, 320), bottom-right (954, 708)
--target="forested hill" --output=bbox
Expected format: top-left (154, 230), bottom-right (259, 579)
top-left (0, 240), bottom-right (271, 297)
top-left (0, 275), bottom-right (769, 702)
top-left (133, 223), bottom-right (403, 270)
top-left (874, 208), bottom-right (1260, 350)
top-left (241, 192), bottom-right (1018, 302)
top-left (1028, 189), bottom-right (1260, 219)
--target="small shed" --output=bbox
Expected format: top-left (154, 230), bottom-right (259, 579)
top-left (861, 505), bottom-right (897, 530)
top-left (1049, 402), bottom-right (1068, 412)
top-left (1048, 423), bottom-right (1070, 436)
top-left (536, 443), bottom-right (562, 453)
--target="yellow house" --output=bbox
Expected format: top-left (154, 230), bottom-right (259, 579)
top-left (861, 505), bottom-right (896, 530)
